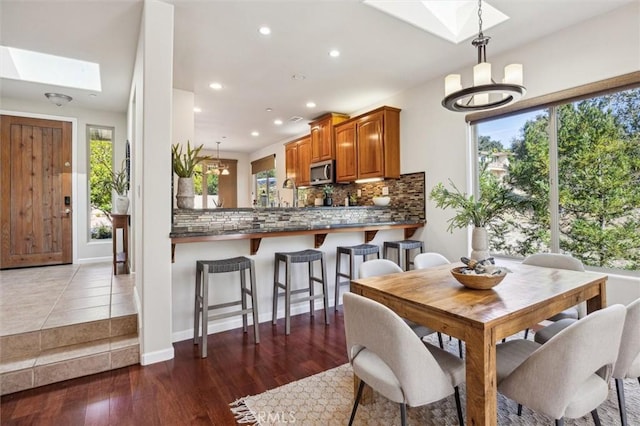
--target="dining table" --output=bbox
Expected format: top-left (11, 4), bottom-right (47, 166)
top-left (349, 259), bottom-right (608, 426)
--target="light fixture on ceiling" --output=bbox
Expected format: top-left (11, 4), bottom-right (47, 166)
top-left (45, 92), bottom-right (73, 107)
top-left (206, 141), bottom-right (229, 176)
top-left (442, 0), bottom-right (525, 112)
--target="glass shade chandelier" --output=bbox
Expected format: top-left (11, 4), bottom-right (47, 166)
top-left (442, 0), bottom-right (525, 112)
top-left (206, 141), bottom-right (229, 175)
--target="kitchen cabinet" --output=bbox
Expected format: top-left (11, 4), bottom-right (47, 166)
top-left (335, 106), bottom-right (400, 182)
top-left (309, 112), bottom-right (349, 163)
top-left (284, 134), bottom-right (312, 187)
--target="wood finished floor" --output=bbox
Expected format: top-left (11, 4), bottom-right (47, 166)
top-left (0, 310), bottom-right (348, 425)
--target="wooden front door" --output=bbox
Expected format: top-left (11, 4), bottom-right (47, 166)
top-left (0, 115), bottom-right (73, 269)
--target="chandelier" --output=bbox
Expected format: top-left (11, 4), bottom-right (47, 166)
top-left (206, 141), bottom-right (229, 175)
top-left (442, 0), bottom-right (525, 112)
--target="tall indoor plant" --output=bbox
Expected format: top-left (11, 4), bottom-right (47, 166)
top-left (430, 177), bottom-right (523, 260)
top-left (172, 141), bottom-right (211, 209)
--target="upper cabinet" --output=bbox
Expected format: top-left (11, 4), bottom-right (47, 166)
top-left (309, 113), bottom-right (350, 163)
top-left (335, 106), bottom-right (400, 183)
top-left (284, 134), bottom-right (312, 187)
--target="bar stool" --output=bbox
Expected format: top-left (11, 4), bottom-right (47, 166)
top-left (194, 256), bottom-right (259, 358)
top-left (334, 244), bottom-right (380, 310)
top-left (272, 249), bottom-right (330, 335)
top-left (383, 239), bottom-right (424, 271)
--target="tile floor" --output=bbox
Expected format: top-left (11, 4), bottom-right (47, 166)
top-left (0, 262), bottom-right (136, 337)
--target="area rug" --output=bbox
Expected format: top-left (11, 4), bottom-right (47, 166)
top-left (230, 335), bottom-right (640, 425)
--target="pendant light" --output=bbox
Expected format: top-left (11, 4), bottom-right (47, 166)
top-left (207, 141), bottom-right (229, 175)
top-left (442, 0), bottom-right (525, 112)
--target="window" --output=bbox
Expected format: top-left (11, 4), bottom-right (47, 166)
top-left (476, 86), bottom-right (640, 271)
top-left (88, 125), bottom-right (114, 240)
top-left (193, 163), bottom-right (222, 208)
top-left (251, 154), bottom-right (277, 207)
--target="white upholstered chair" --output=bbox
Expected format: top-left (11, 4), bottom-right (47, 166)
top-left (496, 304), bottom-right (626, 426)
top-left (413, 252), bottom-right (450, 269)
top-left (359, 259), bottom-right (443, 348)
top-left (343, 292), bottom-right (465, 426)
top-left (412, 252), bottom-right (464, 358)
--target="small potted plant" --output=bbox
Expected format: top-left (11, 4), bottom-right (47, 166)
top-left (104, 159), bottom-right (129, 214)
top-left (172, 141), bottom-right (212, 209)
top-left (430, 177), bottom-right (524, 260)
top-left (323, 185), bottom-right (334, 206)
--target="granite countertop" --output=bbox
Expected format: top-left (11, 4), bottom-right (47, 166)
top-left (170, 220), bottom-right (424, 239)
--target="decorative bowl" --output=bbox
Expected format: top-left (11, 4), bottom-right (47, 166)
top-left (450, 266), bottom-right (506, 290)
top-left (373, 196), bottom-right (390, 206)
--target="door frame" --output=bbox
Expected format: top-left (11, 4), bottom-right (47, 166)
top-left (1, 109), bottom-right (78, 264)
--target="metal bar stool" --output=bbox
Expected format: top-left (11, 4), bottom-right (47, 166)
top-left (272, 249), bottom-right (330, 335)
top-left (334, 244), bottom-right (380, 310)
top-left (194, 256), bottom-right (259, 358)
top-left (383, 240), bottom-right (424, 271)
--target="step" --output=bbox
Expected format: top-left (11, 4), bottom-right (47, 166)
top-left (0, 333), bottom-right (139, 395)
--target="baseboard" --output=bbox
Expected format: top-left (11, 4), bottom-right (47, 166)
top-left (140, 346), bottom-right (175, 365)
top-left (76, 256), bottom-right (112, 264)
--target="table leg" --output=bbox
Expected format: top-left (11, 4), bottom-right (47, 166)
top-left (465, 327), bottom-right (497, 426)
top-left (587, 279), bottom-right (607, 314)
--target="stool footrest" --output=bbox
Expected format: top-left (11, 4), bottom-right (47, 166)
top-left (208, 308), bottom-right (255, 322)
top-left (207, 300), bottom-right (242, 310)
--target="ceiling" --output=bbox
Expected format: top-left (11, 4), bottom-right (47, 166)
top-left (0, 0), bottom-right (633, 152)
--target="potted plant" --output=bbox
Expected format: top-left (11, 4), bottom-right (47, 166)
top-left (172, 141), bottom-right (212, 209)
top-left (105, 159), bottom-right (129, 214)
top-left (323, 184), bottom-right (334, 206)
top-left (429, 177), bottom-right (524, 260)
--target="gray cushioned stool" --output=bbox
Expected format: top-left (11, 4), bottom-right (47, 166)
top-left (272, 249), bottom-right (330, 335)
top-left (334, 244), bottom-right (380, 310)
top-left (383, 239), bottom-right (424, 271)
top-left (194, 256), bottom-right (259, 358)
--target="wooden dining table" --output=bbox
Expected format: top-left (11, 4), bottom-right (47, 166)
top-left (350, 259), bottom-right (608, 426)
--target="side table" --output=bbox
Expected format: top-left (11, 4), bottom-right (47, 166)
top-left (112, 214), bottom-right (129, 275)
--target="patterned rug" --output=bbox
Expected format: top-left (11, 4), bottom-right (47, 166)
top-left (230, 335), bottom-right (640, 425)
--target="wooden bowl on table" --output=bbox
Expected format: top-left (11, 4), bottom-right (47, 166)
top-left (450, 266), bottom-right (506, 290)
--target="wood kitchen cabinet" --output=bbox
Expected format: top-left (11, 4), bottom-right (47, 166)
top-left (309, 112), bottom-right (349, 163)
top-left (284, 134), bottom-right (312, 187)
top-left (335, 106), bottom-right (400, 183)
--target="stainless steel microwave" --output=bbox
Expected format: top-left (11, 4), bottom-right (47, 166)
top-left (309, 160), bottom-right (334, 186)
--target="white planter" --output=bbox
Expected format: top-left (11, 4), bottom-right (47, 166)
top-left (470, 227), bottom-right (490, 260)
top-left (113, 195), bottom-right (130, 214)
top-left (176, 177), bottom-right (195, 209)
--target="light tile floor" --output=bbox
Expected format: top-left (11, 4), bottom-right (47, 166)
top-left (0, 262), bottom-right (136, 337)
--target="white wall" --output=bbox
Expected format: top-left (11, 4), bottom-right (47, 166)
top-left (167, 3), bottom-right (639, 344)
top-left (1, 99), bottom-right (127, 263)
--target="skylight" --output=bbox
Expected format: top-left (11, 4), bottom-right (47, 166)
top-left (363, 0), bottom-right (509, 44)
top-left (0, 46), bottom-right (101, 91)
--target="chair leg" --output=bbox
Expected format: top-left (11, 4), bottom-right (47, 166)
top-left (517, 404), bottom-right (522, 416)
top-left (458, 339), bottom-right (463, 358)
top-left (454, 386), bottom-right (464, 426)
top-left (348, 379), bottom-right (365, 426)
top-left (400, 402), bottom-right (407, 426)
top-left (524, 328), bottom-right (530, 340)
top-left (334, 250), bottom-right (341, 310)
top-left (321, 255), bottom-right (330, 325)
top-left (591, 409), bottom-right (601, 426)
top-left (555, 418), bottom-right (564, 426)
top-left (437, 332), bottom-right (444, 348)
top-left (615, 378), bottom-right (628, 426)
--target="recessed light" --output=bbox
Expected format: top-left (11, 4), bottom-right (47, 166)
top-left (89, 93), bottom-right (98, 98)
top-left (306, 101), bottom-right (316, 108)
top-left (291, 74), bottom-right (306, 81)
top-left (209, 82), bottom-right (223, 90)
top-left (258, 26), bottom-right (271, 35)
top-left (193, 107), bottom-right (202, 113)
top-left (265, 107), bottom-right (273, 112)
top-left (329, 49), bottom-right (340, 57)
top-left (274, 119), bottom-right (283, 126)
top-left (251, 131), bottom-right (260, 137)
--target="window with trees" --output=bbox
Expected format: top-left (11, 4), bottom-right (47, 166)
top-left (88, 125), bottom-right (114, 240)
top-left (251, 154), bottom-right (277, 207)
top-left (476, 86), bottom-right (640, 271)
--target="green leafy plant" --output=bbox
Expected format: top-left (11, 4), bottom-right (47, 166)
top-left (172, 141), bottom-right (212, 178)
top-left (430, 176), bottom-right (524, 233)
top-left (323, 185), bottom-right (334, 196)
top-left (104, 159), bottom-right (129, 196)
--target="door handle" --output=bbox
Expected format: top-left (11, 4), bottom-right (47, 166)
top-left (62, 209), bottom-right (71, 214)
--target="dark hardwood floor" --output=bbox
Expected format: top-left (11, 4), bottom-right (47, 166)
top-left (1, 309), bottom-right (348, 425)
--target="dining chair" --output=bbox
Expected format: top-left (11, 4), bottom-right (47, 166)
top-left (522, 253), bottom-right (586, 339)
top-left (343, 292), bottom-right (465, 426)
top-left (359, 259), bottom-right (443, 348)
top-left (535, 297), bottom-right (640, 425)
top-left (496, 304), bottom-right (626, 426)
top-left (412, 252), bottom-right (464, 358)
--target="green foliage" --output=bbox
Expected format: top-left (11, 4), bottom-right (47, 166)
top-left (105, 159), bottom-right (128, 196)
top-left (91, 225), bottom-right (113, 239)
top-left (478, 135), bottom-right (504, 152)
top-left (89, 140), bottom-right (113, 218)
top-left (172, 141), bottom-right (212, 177)
top-left (323, 185), bottom-right (334, 195)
